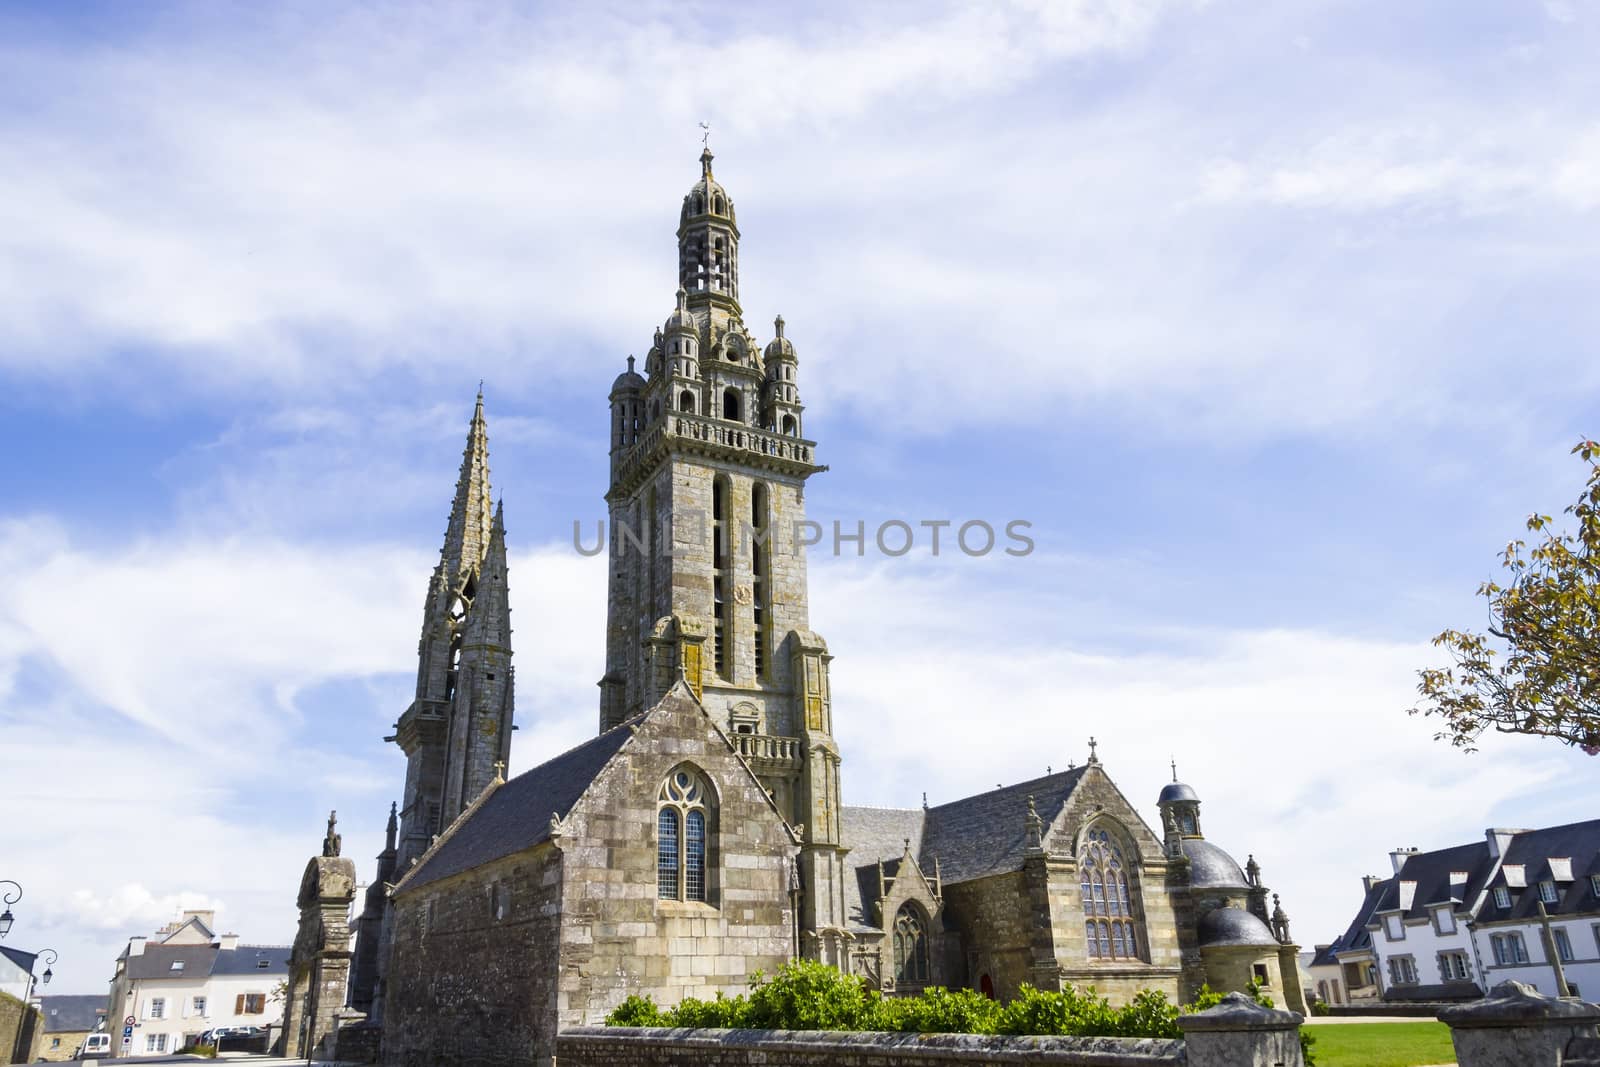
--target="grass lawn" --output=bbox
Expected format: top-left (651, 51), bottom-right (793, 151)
top-left (1303, 1021), bottom-right (1456, 1067)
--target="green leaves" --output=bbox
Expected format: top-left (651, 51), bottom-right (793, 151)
top-left (1413, 439), bottom-right (1600, 755)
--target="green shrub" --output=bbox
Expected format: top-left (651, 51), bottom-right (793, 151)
top-left (602, 960), bottom-right (1313, 1063)
top-left (605, 994), bottom-right (666, 1027)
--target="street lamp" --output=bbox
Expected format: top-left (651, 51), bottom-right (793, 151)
top-left (38, 949), bottom-right (57, 986)
top-left (0, 880), bottom-right (20, 938)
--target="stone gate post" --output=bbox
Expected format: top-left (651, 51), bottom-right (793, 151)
top-left (1178, 991), bottom-right (1305, 1067)
top-left (1437, 980), bottom-right (1600, 1067)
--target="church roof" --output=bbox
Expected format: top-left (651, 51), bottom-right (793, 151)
top-left (1312, 877), bottom-right (1388, 966)
top-left (918, 767), bottom-right (1089, 886)
top-left (397, 713), bottom-right (643, 893)
top-left (1197, 907), bottom-right (1279, 948)
top-left (1181, 838), bottom-right (1251, 890)
top-left (840, 806), bottom-right (926, 932)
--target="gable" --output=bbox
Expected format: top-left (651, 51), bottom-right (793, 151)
top-left (920, 767), bottom-right (1088, 885)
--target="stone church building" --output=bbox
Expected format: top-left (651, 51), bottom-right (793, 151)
top-left (354, 151), bottom-right (1306, 1066)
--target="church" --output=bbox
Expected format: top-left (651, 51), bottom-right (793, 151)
top-left (349, 150), bottom-right (1307, 1067)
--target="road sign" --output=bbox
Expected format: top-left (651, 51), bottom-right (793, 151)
top-left (123, 1015), bottom-right (134, 1025)
top-left (122, 1026), bottom-right (132, 1038)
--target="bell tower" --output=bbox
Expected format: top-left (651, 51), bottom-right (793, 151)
top-left (598, 148), bottom-right (851, 965)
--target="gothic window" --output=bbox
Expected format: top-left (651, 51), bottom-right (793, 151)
top-left (781, 413), bottom-right (797, 436)
top-left (712, 477), bottom-right (731, 678)
top-left (657, 766), bottom-right (711, 902)
top-left (679, 390), bottom-right (696, 413)
top-left (722, 388), bottom-right (741, 421)
top-left (1079, 826), bottom-right (1143, 961)
top-left (751, 483), bottom-right (770, 679)
top-left (893, 903), bottom-right (930, 986)
top-left (714, 194), bottom-right (726, 214)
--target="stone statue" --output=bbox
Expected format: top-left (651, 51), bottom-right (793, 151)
top-left (323, 810), bottom-right (342, 858)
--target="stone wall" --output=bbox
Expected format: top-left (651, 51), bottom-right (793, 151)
top-left (553, 698), bottom-right (797, 1032)
top-left (1, 991), bottom-right (42, 1065)
top-left (382, 844), bottom-right (564, 1067)
top-left (557, 1026), bottom-right (1184, 1066)
top-left (943, 871), bottom-right (1033, 1000)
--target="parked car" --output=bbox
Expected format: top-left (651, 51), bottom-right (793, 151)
top-left (76, 1033), bottom-right (111, 1059)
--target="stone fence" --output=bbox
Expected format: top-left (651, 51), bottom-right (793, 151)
top-left (1438, 981), bottom-right (1600, 1066)
top-left (558, 992), bottom-right (1306, 1067)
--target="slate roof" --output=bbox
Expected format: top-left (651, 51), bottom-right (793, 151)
top-left (40, 995), bottom-right (105, 1033)
top-left (125, 943), bottom-right (220, 980)
top-left (1198, 907), bottom-right (1278, 948)
top-left (1374, 840), bottom-right (1495, 920)
top-left (0, 945), bottom-right (37, 975)
top-left (211, 945), bottom-right (291, 976)
top-left (1311, 877), bottom-right (1388, 967)
top-left (399, 713), bottom-right (643, 893)
top-left (840, 806), bottom-right (926, 933)
top-left (918, 767), bottom-right (1089, 886)
top-left (1182, 839), bottom-right (1250, 890)
top-left (1480, 818), bottom-right (1600, 922)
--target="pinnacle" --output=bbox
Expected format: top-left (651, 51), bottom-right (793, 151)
top-left (439, 390), bottom-right (494, 582)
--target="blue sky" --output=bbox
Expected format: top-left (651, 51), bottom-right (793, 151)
top-left (2, 0), bottom-right (1599, 993)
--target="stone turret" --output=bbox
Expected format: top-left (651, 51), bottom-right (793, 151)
top-left (442, 500), bottom-right (514, 825)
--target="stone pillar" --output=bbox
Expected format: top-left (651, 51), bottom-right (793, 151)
top-left (1438, 980), bottom-right (1600, 1067)
top-left (282, 813), bottom-right (358, 1061)
top-left (1178, 991), bottom-right (1305, 1067)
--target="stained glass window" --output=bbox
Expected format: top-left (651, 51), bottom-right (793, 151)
top-left (1080, 827), bottom-right (1143, 960)
top-left (894, 904), bottom-right (930, 985)
top-left (657, 808), bottom-right (680, 900)
top-left (659, 767), bottom-right (711, 904)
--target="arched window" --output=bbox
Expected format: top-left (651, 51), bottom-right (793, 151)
top-left (1080, 826), bottom-right (1143, 961)
top-left (714, 194), bottom-right (726, 215)
top-left (893, 904), bottom-right (930, 986)
top-left (658, 766), bottom-right (711, 902)
top-left (679, 390), bottom-right (696, 413)
top-left (781, 414), bottom-right (797, 436)
top-left (722, 388), bottom-right (741, 421)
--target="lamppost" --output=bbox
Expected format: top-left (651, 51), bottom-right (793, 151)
top-left (36, 949), bottom-right (56, 987)
top-left (0, 880), bottom-right (20, 938)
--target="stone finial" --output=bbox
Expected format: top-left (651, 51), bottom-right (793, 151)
top-left (384, 802), bottom-right (398, 851)
top-left (1025, 794), bottom-right (1044, 851)
top-left (774, 314), bottom-right (785, 338)
top-left (323, 810), bottom-right (342, 858)
top-left (921, 791), bottom-right (928, 811)
top-left (1271, 893), bottom-right (1292, 943)
top-left (626, 354), bottom-right (635, 372)
top-left (1246, 853), bottom-right (1261, 886)
top-left (493, 760), bottom-right (506, 783)
top-left (1087, 737), bottom-right (1099, 765)
top-left (1171, 758), bottom-right (1178, 783)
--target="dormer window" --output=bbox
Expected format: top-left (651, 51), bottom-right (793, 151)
top-left (169, 961), bottom-right (184, 972)
top-left (1539, 880), bottom-right (1559, 904)
top-left (1493, 886), bottom-right (1511, 909)
top-left (1590, 874), bottom-right (1600, 898)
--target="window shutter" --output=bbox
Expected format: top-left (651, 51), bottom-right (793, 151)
top-left (236, 993), bottom-right (245, 1015)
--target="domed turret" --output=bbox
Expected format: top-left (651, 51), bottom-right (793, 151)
top-left (762, 315), bottom-right (803, 437)
top-left (678, 148), bottom-right (742, 317)
top-left (1157, 762), bottom-right (1203, 838)
top-left (610, 356), bottom-right (645, 452)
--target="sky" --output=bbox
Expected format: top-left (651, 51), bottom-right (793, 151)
top-left (1, 0), bottom-right (1598, 995)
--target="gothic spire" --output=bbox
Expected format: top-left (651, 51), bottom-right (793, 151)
top-left (464, 500), bottom-right (510, 648)
top-left (439, 389), bottom-right (494, 582)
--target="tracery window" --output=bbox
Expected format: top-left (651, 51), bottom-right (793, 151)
top-left (658, 766), bottom-right (711, 902)
top-left (893, 903), bottom-right (930, 985)
top-left (1080, 826), bottom-right (1143, 960)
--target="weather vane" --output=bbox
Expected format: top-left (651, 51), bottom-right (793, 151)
top-left (699, 121), bottom-right (711, 149)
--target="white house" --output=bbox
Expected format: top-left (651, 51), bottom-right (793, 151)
top-left (0, 945), bottom-right (38, 1005)
top-left (105, 910), bottom-right (289, 1057)
top-left (1318, 818), bottom-right (1600, 1005)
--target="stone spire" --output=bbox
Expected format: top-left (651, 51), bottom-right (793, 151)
top-left (463, 501), bottom-right (511, 648)
top-left (439, 388), bottom-right (494, 583)
top-left (384, 801), bottom-right (398, 853)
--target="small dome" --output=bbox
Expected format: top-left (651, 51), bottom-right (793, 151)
top-left (1182, 839), bottom-right (1250, 889)
top-left (1198, 907), bottom-right (1279, 948)
top-left (664, 288), bottom-right (699, 338)
top-left (764, 314), bottom-right (796, 361)
top-left (611, 357), bottom-right (644, 395)
top-left (1159, 781), bottom-right (1200, 805)
top-left (682, 148), bottom-right (736, 225)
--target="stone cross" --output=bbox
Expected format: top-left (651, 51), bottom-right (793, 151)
top-left (493, 761), bottom-right (506, 782)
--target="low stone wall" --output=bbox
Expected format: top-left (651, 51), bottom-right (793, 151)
top-left (1326, 1001), bottom-right (1444, 1018)
top-left (558, 1027), bottom-right (1184, 1066)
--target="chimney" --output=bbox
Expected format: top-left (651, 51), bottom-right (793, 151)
top-left (127, 937), bottom-right (146, 957)
top-left (217, 934), bottom-right (239, 951)
top-left (1389, 847), bottom-right (1419, 876)
top-left (1362, 874), bottom-right (1384, 893)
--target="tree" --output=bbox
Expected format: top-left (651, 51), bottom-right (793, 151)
top-left (1413, 439), bottom-right (1600, 754)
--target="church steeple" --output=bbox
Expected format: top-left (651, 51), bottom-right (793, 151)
top-left (439, 388), bottom-right (494, 585)
top-left (442, 499), bottom-right (514, 825)
top-left (678, 148), bottom-right (741, 321)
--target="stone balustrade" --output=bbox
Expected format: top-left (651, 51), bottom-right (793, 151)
top-left (733, 732), bottom-right (804, 771)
